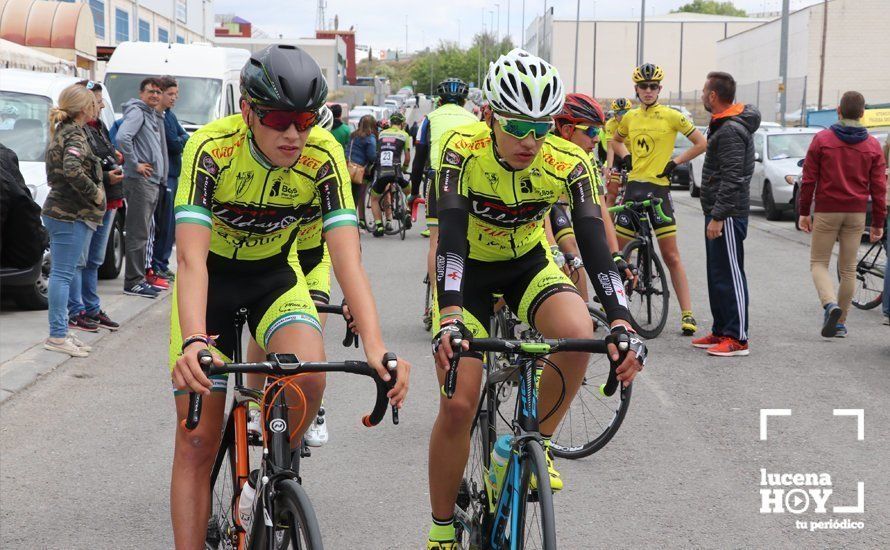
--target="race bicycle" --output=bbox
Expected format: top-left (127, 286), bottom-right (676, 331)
top-left (187, 304), bottom-right (399, 549)
top-left (364, 175), bottom-right (411, 240)
top-left (445, 318), bottom-right (627, 549)
top-left (609, 196), bottom-right (673, 338)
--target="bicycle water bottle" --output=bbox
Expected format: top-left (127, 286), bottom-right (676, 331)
top-left (488, 435), bottom-right (512, 492)
top-left (238, 469), bottom-right (260, 531)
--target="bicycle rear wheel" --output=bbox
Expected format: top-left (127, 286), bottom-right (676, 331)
top-left (849, 242), bottom-right (885, 310)
top-left (206, 419), bottom-right (239, 549)
top-left (511, 441), bottom-right (557, 549)
top-left (622, 239), bottom-right (670, 338)
top-left (250, 478), bottom-right (323, 549)
top-left (550, 306), bottom-right (633, 459)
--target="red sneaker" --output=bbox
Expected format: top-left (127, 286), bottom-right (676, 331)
top-left (706, 337), bottom-right (749, 357)
top-left (145, 269), bottom-right (169, 290)
top-left (691, 333), bottom-right (723, 349)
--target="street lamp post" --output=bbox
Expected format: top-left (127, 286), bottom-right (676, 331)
top-left (495, 3), bottom-right (501, 43)
top-left (779, 0), bottom-right (790, 124)
top-left (572, 0), bottom-right (580, 92)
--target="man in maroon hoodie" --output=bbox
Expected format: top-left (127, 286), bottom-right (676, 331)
top-left (799, 91), bottom-right (887, 338)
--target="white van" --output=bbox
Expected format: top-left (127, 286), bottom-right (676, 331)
top-left (104, 42), bottom-right (250, 132)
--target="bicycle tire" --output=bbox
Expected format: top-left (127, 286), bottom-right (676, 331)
top-left (839, 242), bottom-right (885, 310)
top-left (250, 478), bottom-right (323, 550)
top-left (512, 441), bottom-right (557, 550)
top-left (622, 239), bottom-right (670, 338)
top-left (206, 419), bottom-right (239, 550)
top-left (422, 274), bottom-right (433, 331)
top-left (454, 389), bottom-right (494, 550)
top-left (550, 307), bottom-right (633, 459)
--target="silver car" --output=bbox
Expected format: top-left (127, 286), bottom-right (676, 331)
top-left (751, 127), bottom-right (819, 220)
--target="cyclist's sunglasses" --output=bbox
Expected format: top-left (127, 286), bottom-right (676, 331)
top-left (493, 112), bottom-right (554, 140)
top-left (636, 82), bottom-right (661, 91)
top-left (573, 124), bottom-right (601, 139)
top-left (253, 108), bottom-right (318, 132)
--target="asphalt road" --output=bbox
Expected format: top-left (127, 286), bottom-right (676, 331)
top-left (1, 193), bottom-right (888, 549)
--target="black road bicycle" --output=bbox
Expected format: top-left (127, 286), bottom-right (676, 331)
top-left (609, 197), bottom-right (673, 338)
top-left (187, 305), bottom-right (399, 549)
top-left (364, 177), bottom-right (410, 240)
top-left (838, 237), bottom-right (886, 310)
top-left (446, 315), bottom-right (627, 549)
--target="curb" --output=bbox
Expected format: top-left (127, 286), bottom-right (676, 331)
top-left (0, 291), bottom-right (171, 404)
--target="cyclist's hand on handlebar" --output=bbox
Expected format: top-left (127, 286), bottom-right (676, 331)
top-left (172, 342), bottom-right (224, 395)
top-left (368, 350), bottom-right (411, 408)
top-left (432, 321), bottom-right (471, 371)
top-left (341, 302), bottom-right (358, 334)
top-left (612, 253), bottom-right (636, 285)
top-left (606, 324), bottom-right (647, 388)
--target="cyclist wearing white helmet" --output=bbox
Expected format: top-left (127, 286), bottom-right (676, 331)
top-left (425, 49), bottom-right (646, 549)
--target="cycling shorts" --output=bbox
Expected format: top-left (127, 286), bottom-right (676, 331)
top-left (299, 244), bottom-right (331, 305)
top-left (371, 171), bottom-right (409, 196)
top-left (433, 243), bottom-right (578, 350)
top-left (549, 204), bottom-right (574, 243)
top-left (424, 170), bottom-right (438, 227)
top-left (169, 255), bottom-right (321, 395)
top-left (614, 180), bottom-right (677, 240)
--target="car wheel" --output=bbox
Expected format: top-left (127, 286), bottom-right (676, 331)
top-left (14, 252), bottom-right (50, 310)
top-left (689, 170), bottom-right (701, 198)
top-left (98, 210), bottom-right (125, 280)
top-left (762, 181), bottom-right (783, 221)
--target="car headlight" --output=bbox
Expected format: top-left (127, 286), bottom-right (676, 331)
top-left (784, 175), bottom-right (796, 185)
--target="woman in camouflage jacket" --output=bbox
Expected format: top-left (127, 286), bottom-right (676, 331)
top-left (41, 84), bottom-right (105, 357)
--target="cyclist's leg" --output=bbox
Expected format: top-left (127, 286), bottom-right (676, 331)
top-left (370, 176), bottom-right (388, 227)
top-left (169, 284), bottom-right (231, 548)
top-left (649, 187), bottom-right (693, 314)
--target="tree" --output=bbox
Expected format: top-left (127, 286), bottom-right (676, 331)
top-left (672, 0), bottom-right (747, 17)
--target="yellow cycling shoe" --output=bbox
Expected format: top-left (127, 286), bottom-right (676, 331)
top-left (427, 540), bottom-right (457, 549)
top-left (681, 311), bottom-right (697, 336)
top-left (530, 443), bottom-right (564, 492)
top-left (421, 229), bottom-right (431, 238)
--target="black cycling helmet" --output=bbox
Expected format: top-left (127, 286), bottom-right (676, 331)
top-left (390, 112), bottom-right (405, 126)
top-left (632, 63), bottom-right (664, 83)
top-left (241, 44), bottom-right (328, 112)
top-left (436, 78), bottom-right (469, 104)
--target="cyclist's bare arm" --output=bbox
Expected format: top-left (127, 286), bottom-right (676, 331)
top-left (325, 225), bottom-right (410, 406)
top-left (611, 134), bottom-right (630, 158)
top-left (173, 224), bottom-right (221, 394)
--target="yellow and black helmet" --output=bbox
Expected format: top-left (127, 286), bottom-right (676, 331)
top-left (611, 98), bottom-right (633, 112)
top-left (632, 63), bottom-right (664, 83)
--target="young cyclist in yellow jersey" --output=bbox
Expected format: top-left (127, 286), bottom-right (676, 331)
top-left (544, 93), bottom-right (634, 304)
top-left (168, 46), bottom-right (410, 549)
top-left (426, 49), bottom-right (647, 549)
top-left (370, 112), bottom-right (412, 236)
top-left (611, 63), bottom-right (707, 335)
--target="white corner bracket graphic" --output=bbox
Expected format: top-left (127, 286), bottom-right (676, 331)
top-left (833, 482), bottom-right (865, 514)
top-left (760, 409), bottom-right (792, 440)
top-left (833, 409), bottom-right (865, 440)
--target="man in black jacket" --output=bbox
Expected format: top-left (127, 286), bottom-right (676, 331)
top-left (694, 71), bottom-right (761, 357)
top-left (0, 143), bottom-right (47, 269)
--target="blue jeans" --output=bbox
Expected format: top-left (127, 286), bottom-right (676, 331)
top-left (151, 176), bottom-right (177, 273)
top-left (43, 216), bottom-right (94, 338)
top-left (69, 209), bottom-right (116, 317)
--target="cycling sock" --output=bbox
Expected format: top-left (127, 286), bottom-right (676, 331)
top-left (681, 310), bottom-right (694, 318)
top-left (428, 515), bottom-right (455, 542)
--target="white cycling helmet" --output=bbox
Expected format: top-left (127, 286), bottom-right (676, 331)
top-left (483, 48), bottom-right (565, 119)
top-left (317, 104), bottom-right (334, 131)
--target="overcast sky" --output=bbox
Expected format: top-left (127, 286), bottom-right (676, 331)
top-left (214, 0), bottom-right (823, 52)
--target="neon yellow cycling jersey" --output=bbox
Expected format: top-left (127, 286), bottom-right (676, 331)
top-left (175, 116), bottom-right (356, 263)
top-left (616, 103), bottom-right (694, 186)
top-left (437, 122), bottom-right (601, 262)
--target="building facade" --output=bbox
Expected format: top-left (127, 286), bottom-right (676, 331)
top-left (524, 12), bottom-right (765, 101)
top-left (76, 0), bottom-right (213, 47)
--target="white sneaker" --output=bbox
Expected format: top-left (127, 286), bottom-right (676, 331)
top-left (67, 334), bottom-right (92, 352)
top-left (44, 337), bottom-right (89, 357)
top-left (305, 407), bottom-right (328, 447)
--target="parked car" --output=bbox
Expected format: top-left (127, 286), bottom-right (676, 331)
top-left (384, 99), bottom-right (400, 112)
top-left (348, 105), bottom-right (392, 127)
top-left (671, 132), bottom-right (694, 190)
top-left (751, 127), bottom-right (819, 220)
top-left (0, 69), bottom-right (123, 300)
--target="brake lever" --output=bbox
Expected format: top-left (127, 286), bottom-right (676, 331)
top-left (383, 352), bottom-right (399, 424)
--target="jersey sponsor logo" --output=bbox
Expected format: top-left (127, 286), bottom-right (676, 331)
top-left (234, 171), bottom-right (254, 197)
top-left (196, 172), bottom-right (215, 203)
top-left (200, 152), bottom-right (219, 176)
top-left (634, 134), bottom-right (654, 157)
top-left (443, 150), bottom-right (464, 167)
top-left (268, 178), bottom-right (304, 200)
top-left (443, 252), bottom-right (464, 292)
top-left (214, 228), bottom-right (284, 248)
top-left (529, 167), bottom-right (542, 177)
top-left (541, 152), bottom-right (571, 171)
top-left (316, 161), bottom-right (332, 179)
top-left (452, 136), bottom-right (491, 151)
top-left (611, 272), bottom-right (628, 307)
top-left (299, 155), bottom-right (321, 170)
top-left (479, 226), bottom-right (511, 238)
top-left (435, 254), bottom-right (446, 282)
top-left (484, 172), bottom-right (499, 190)
top-left (597, 272), bottom-right (614, 295)
top-left (440, 167), bottom-right (458, 194)
top-left (518, 177), bottom-right (533, 194)
top-left (569, 162), bottom-right (585, 180)
top-left (210, 136), bottom-right (245, 159)
top-left (556, 216), bottom-right (568, 226)
top-left (469, 192), bottom-right (550, 227)
top-left (213, 202), bottom-right (308, 234)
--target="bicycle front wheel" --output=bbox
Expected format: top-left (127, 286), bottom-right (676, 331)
top-left (455, 394), bottom-right (494, 549)
top-left (206, 419), bottom-right (239, 550)
top-left (850, 243), bottom-right (885, 310)
top-left (622, 239), bottom-right (670, 338)
top-left (422, 274), bottom-right (433, 331)
top-left (252, 478), bottom-right (323, 550)
top-left (512, 441), bottom-right (557, 550)
top-left (550, 306), bottom-right (633, 459)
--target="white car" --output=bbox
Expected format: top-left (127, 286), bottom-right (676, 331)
top-left (348, 105), bottom-right (392, 127)
top-left (689, 125), bottom-right (818, 221)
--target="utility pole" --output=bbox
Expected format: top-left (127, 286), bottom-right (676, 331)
top-left (507, 0), bottom-right (511, 45)
top-left (572, 0), bottom-right (580, 92)
top-left (405, 16), bottom-right (409, 57)
top-left (779, 0), bottom-right (790, 124)
top-left (817, 0), bottom-right (828, 109)
top-left (638, 0), bottom-right (646, 66)
top-left (495, 3), bottom-right (501, 43)
top-left (521, 0), bottom-right (525, 46)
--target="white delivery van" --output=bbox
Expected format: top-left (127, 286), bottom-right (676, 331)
top-left (104, 42), bottom-right (250, 132)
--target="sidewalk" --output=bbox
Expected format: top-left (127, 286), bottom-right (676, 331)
top-left (0, 276), bottom-right (171, 403)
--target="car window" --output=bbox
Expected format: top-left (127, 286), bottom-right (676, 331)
top-left (767, 133), bottom-right (815, 160)
top-left (0, 91), bottom-right (52, 162)
top-left (754, 134), bottom-right (764, 159)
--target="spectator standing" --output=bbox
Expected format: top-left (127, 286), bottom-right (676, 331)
top-left (329, 103), bottom-right (350, 148)
top-left (346, 115), bottom-right (377, 228)
top-left (150, 76), bottom-right (189, 282)
top-left (67, 80), bottom-right (123, 332)
top-left (1, 143), bottom-right (47, 269)
top-left (116, 77), bottom-right (167, 298)
top-left (693, 72), bottom-right (761, 357)
top-left (882, 135), bottom-right (889, 325)
top-left (41, 84), bottom-right (105, 357)
top-left (799, 91), bottom-right (887, 338)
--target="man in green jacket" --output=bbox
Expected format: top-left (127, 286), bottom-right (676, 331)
top-left (329, 104), bottom-right (351, 148)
